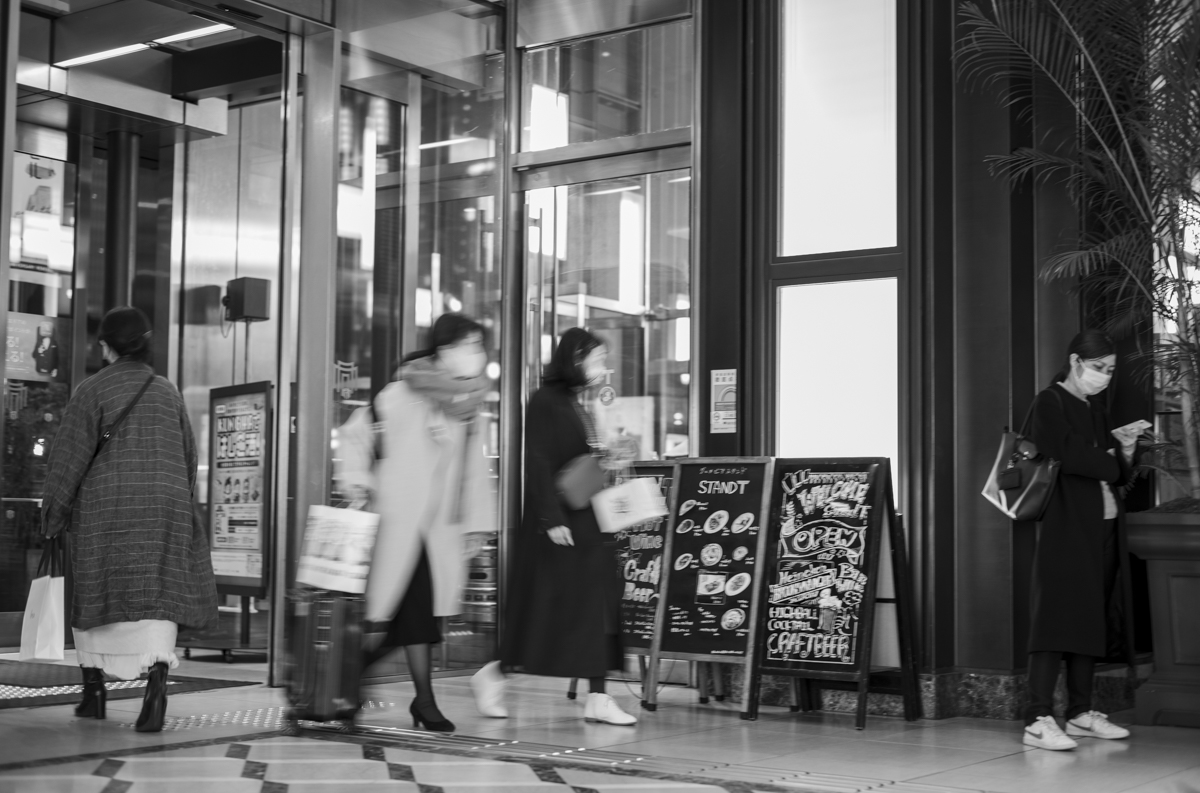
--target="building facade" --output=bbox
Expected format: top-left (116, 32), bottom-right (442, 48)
top-left (0, 0), bottom-right (1147, 717)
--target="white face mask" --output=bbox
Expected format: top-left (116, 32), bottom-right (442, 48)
top-left (440, 346), bottom-right (487, 380)
top-left (1075, 361), bottom-right (1112, 395)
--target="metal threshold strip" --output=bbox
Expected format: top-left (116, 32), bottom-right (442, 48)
top-left (306, 722), bottom-right (989, 793)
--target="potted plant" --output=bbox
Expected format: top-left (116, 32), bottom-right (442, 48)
top-left (957, 0), bottom-right (1200, 728)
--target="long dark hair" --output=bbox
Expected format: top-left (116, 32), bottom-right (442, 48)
top-left (98, 307), bottom-right (153, 364)
top-left (1053, 329), bottom-right (1116, 384)
top-left (403, 313), bottom-right (487, 365)
top-left (544, 327), bottom-right (604, 389)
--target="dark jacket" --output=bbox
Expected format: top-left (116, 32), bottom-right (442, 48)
top-left (1027, 383), bottom-right (1135, 660)
top-left (500, 382), bottom-right (623, 677)
top-left (42, 361), bottom-right (218, 631)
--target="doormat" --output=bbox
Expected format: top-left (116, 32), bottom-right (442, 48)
top-left (0, 661), bottom-right (256, 709)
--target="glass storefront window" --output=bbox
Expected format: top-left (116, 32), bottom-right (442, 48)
top-left (776, 279), bottom-right (898, 467)
top-left (517, 0), bottom-right (691, 47)
top-left (522, 20), bottom-right (693, 152)
top-left (526, 169), bottom-right (692, 459)
top-left (778, 0), bottom-right (897, 257)
top-left (1, 150), bottom-right (77, 615)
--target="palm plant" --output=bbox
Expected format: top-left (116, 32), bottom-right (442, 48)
top-left (957, 0), bottom-right (1200, 503)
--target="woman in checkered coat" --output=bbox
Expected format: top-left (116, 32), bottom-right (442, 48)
top-left (42, 307), bottom-right (218, 732)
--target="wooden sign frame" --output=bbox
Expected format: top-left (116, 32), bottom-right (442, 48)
top-left (746, 457), bottom-right (919, 729)
top-left (643, 457), bottom-right (776, 714)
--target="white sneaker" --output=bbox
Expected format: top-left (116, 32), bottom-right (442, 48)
top-left (470, 661), bottom-right (508, 718)
top-left (1023, 715), bottom-right (1078, 751)
top-left (584, 692), bottom-right (637, 726)
top-left (1067, 710), bottom-right (1130, 740)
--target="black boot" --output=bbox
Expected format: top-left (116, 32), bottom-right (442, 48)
top-left (136, 662), bottom-right (169, 732)
top-left (74, 667), bottom-right (107, 719)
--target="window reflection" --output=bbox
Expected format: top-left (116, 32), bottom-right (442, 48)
top-left (522, 21), bottom-right (693, 151)
top-left (526, 170), bottom-right (692, 460)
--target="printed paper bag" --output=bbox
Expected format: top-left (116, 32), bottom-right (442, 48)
top-left (19, 573), bottom-right (65, 662)
top-left (592, 477), bottom-right (668, 534)
top-left (296, 505), bottom-right (381, 594)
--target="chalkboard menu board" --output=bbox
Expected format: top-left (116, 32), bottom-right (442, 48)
top-left (658, 460), bottom-right (773, 657)
top-left (613, 462), bottom-right (677, 651)
top-left (746, 457), bottom-right (920, 728)
top-left (760, 460), bottom-right (883, 668)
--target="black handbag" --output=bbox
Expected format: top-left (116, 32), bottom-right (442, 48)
top-left (982, 391), bottom-right (1063, 521)
top-left (555, 399), bottom-right (607, 510)
top-left (555, 453), bottom-right (606, 510)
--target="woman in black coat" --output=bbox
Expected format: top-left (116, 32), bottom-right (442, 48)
top-left (500, 328), bottom-right (636, 726)
top-left (1022, 330), bottom-right (1141, 751)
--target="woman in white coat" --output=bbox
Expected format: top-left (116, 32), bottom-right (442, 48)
top-left (336, 314), bottom-right (495, 732)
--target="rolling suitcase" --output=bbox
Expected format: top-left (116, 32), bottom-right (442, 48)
top-left (284, 589), bottom-right (365, 732)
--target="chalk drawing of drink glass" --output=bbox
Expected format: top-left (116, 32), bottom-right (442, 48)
top-left (817, 589), bottom-right (843, 633)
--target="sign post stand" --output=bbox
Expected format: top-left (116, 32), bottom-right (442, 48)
top-left (178, 382), bottom-right (274, 663)
top-left (747, 458), bottom-right (920, 728)
top-left (643, 458), bottom-right (775, 714)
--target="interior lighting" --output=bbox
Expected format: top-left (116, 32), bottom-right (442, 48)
top-left (151, 23), bottom-right (235, 45)
top-left (583, 185), bottom-right (641, 197)
top-left (419, 137), bottom-right (481, 150)
top-left (54, 23), bottom-right (234, 67)
top-left (667, 175), bottom-right (691, 183)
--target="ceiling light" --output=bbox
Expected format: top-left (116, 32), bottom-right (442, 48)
top-left (419, 137), bottom-right (481, 150)
top-left (152, 23), bottom-right (235, 45)
top-left (54, 23), bottom-right (234, 68)
top-left (582, 185), bottom-right (641, 197)
top-left (55, 43), bottom-right (150, 68)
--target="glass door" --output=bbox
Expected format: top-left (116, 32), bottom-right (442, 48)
top-left (0, 150), bottom-right (79, 646)
top-left (524, 169), bottom-right (693, 460)
top-left (330, 57), bottom-right (505, 680)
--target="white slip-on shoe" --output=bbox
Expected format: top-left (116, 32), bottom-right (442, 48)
top-left (584, 693), bottom-right (637, 726)
top-left (470, 661), bottom-right (508, 718)
top-left (1023, 715), bottom-right (1078, 751)
top-left (1067, 710), bottom-right (1130, 740)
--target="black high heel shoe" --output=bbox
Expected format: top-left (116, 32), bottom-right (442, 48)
top-left (75, 667), bottom-right (107, 719)
top-left (409, 700), bottom-right (455, 732)
top-left (136, 662), bottom-right (169, 732)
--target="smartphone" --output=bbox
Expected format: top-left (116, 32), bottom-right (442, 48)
top-left (1113, 419), bottom-right (1152, 436)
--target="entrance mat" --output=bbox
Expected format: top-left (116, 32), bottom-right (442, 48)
top-left (0, 660), bottom-right (256, 709)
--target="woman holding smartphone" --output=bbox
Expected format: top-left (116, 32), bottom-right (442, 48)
top-left (1021, 330), bottom-right (1141, 751)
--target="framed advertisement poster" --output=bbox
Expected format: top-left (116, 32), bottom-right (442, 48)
top-left (207, 382), bottom-right (273, 597)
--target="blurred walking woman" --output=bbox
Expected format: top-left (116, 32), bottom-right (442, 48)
top-left (1022, 330), bottom-right (1139, 751)
top-left (336, 313), bottom-right (496, 732)
top-left (501, 328), bottom-right (637, 726)
top-left (42, 307), bottom-right (218, 732)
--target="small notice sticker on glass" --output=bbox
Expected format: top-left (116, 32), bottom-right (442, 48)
top-left (710, 369), bottom-right (737, 434)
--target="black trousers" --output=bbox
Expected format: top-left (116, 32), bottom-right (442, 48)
top-left (1024, 518), bottom-right (1118, 725)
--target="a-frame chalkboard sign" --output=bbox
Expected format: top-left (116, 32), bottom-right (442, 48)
top-left (643, 458), bottom-right (776, 713)
top-left (746, 458), bottom-right (919, 729)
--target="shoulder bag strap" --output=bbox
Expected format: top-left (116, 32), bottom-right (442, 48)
top-left (1019, 386), bottom-right (1065, 437)
top-left (368, 396), bottom-right (383, 465)
top-left (95, 373), bottom-right (156, 457)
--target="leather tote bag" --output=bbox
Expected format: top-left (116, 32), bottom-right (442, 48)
top-left (556, 453), bottom-right (606, 511)
top-left (982, 392), bottom-right (1062, 522)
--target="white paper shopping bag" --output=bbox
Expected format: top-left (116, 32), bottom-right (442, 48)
top-left (19, 572), bottom-right (65, 662)
top-left (296, 505), bottom-right (381, 593)
top-left (592, 476), bottom-right (668, 534)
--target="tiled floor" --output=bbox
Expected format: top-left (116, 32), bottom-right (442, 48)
top-left (0, 652), bottom-right (1196, 793)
